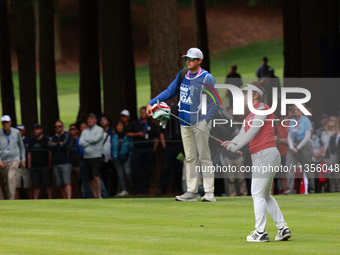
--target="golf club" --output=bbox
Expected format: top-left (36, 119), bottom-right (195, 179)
top-left (156, 100), bottom-right (242, 155)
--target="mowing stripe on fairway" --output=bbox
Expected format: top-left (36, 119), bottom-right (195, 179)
top-left (1, 194), bottom-right (340, 254)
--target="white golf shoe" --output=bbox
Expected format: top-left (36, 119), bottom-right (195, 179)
top-left (275, 226), bottom-right (292, 241)
top-left (201, 192), bottom-right (216, 202)
top-left (246, 230), bottom-right (269, 242)
top-left (175, 192), bottom-right (197, 202)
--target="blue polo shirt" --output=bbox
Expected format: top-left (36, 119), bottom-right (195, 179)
top-left (289, 115), bottom-right (312, 142)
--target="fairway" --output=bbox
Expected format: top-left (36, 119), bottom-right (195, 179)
top-left (1, 193), bottom-right (340, 254)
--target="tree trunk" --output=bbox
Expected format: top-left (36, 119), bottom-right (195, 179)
top-left (147, 0), bottom-right (182, 190)
top-left (192, 0), bottom-right (210, 72)
top-left (0, 0), bottom-right (17, 126)
top-left (282, 0), bottom-right (340, 119)
top-left (77, 0), bottom-right (101, 122)
top-left (54, 0), bottom-right (63, 64)
top-left (100, 0), bottom-right (137, 121)
top-left (282, 0), bottom-right (301, 78)
top-left (16, 3), bottom-right (38, 136)
top-left (147, 0), bottom-right (182, 101)
top-left (33, 2), bottom-right (39, 59)
top-left (39, 0), bottom-right (59, 136)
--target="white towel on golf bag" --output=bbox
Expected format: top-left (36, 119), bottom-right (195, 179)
top-left (152, 102), bottom-right (171, 129)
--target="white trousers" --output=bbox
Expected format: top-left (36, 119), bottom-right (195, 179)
top-left (251, 147), bottom-right (286, 232)
top-left (181, 120), bottom-right (214, 193)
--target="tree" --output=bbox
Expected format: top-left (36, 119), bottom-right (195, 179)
top-left (15, 2), bottom-right (38, 136)
top-left (0, 0), bottom-right (17, 126)
top-left (34, 0), bottom-right (63, 63)
top-left (100, 0), bottom-right (137, 120)
top-left (147, 0), bottom-right (182, 188)
top-left (54, 0), bottom-right (63, 64)
top-left (77, 0), bottom-right (101, 122)
top-left (282, 0), bottom-right (340, 118)
top-left (39, 0), bottom-right (59, 135)
top-left (282, 0), bottom-right (300, 78)
top-left (192, 0), bottom-right (210, 72)
top-left (147, 0), bottom-right (182, 101)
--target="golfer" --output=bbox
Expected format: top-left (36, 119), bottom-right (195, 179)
top-left (222, 79), bottom-right (292, 242)
top-left (146, 47), bottom-right (219, 202)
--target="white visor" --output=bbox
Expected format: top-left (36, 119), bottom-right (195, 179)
top-left (241, 84), bottom-right (264, 97)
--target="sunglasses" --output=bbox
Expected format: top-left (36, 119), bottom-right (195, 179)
top-left (185, 57), bottom-right (197, 62)
top-left (55, 125), bottom-right (62, 128)
top-left (70, 128), bottom-right (76, 130)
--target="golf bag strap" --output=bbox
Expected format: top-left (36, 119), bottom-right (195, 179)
top-left (177, 67), bottom-right (189, 96)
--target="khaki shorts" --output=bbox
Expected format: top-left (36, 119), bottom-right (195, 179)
top-left (16, 168), bottom-right (32, 189)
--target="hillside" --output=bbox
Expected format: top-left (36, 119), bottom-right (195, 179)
top-left (7, 0), bottom-right (283, 73)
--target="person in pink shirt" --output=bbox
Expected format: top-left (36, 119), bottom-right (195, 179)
top-left (222, 79), bottom-right (292, 243)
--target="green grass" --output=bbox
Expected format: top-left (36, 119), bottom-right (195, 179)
top-left (3, 38), bottom-right (283, 127)
top-left (0, 193), bottom-right (339, 254)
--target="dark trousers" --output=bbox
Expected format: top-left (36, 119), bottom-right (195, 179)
top-left (100, 161), bottom-right (117, 196)
top-left (160, 145), bottom-right (183, 193)
top-left (131, 147), bottom-right (154, 194)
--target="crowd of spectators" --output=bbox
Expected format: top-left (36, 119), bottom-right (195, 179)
top-left (1, 57), bottom-right (339, 199)
top-left (0, 107), bottom-right (184, 199)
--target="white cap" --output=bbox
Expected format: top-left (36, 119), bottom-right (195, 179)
top-left (1, 115), bottom-right (11, 122)
top-left (120, 109), bottom-right (130, 117)
top-left (182, 48), bottom-right (204, 59)
top-left (17, 125), bottom-right (26, 130)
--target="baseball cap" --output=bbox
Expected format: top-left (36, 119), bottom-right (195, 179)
top-left (268, 67), bottom-right (274, 72)
top-left (33, 123), bottom-right (42, 129)
top-left (263, 56), bottom-right (268, 61)
top-left (17, 125), bottom-right (26, 130)
top-left (120, 109), bottom-right (130, 117)
top-left (182, 48), bottom-right (204, 59)
top-left (1, 115), bottom-right (11, 122)
top-left (321, 114), bottom-right (329, 119)
top-left (87, 113), bottom-right (97, 119)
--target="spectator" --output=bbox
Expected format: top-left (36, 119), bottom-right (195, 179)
top-left (100, 114), bottom-right (115, 196)
top-left (69, 124), bottom-right (81, 196)
top-left (285, 106), bottom-right (314, 194)
top-left (266, 67), bottom-right (281, 107)
top-left (120, 109), bottom-right (131, 127)
top-left (48, 120), bottom-right (72, 199)
top-left (0, 115), bottom-right (26, 200)
top-left (69, 124), bottom-right (80, 169)
top-left (75, 122), bottom-right (92, 198)
top-left (310, 122), bottom-right (325, 193)
top-left (315, 114), bottom-right (329, 138)
top-left (311, 123), bottom-right (325, 164)
top-left (321, 116), bottom-right (340, 192)
top-left (15, 125), bottom-right (32, 199)
top-left (256, 56), bottom-right (271, 79)
top-left (126, 107), bottom-right (159, 195)
top-left (112, 121), bottom-right (133, 197)
top-left (28, 124), bottom-right (52, 199)
top-left (274, 108), bottom-right (293, 194)
top-left (225, 64), bottom-right (242, 107)
top-left (79, 114), bottom-right (104, 198)
top-left (158, 104), bottom-right (183, 195)
top-left (223, 149), bottom-right (247, 196)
